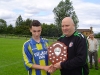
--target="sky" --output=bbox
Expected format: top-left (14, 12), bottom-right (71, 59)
top-left (0, 0), bottom-right (100, 33)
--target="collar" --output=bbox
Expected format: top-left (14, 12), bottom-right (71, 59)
top-left (30, 37), bottom-right (44, 44)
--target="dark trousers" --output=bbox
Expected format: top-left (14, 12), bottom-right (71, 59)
top-left (88, 51), bottom-right (98, 68)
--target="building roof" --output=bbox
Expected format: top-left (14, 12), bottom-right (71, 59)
top-left (77, 29), bottom-right (91, 33)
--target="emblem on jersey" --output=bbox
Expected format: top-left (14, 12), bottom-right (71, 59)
top-left (69, 42), bottom-right (73, 47)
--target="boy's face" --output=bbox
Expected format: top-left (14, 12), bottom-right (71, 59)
top-left (30, 26), bottom-right (42, 39)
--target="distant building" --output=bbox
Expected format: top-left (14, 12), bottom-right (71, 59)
top-left (77, 27), bottom-right (93, 37)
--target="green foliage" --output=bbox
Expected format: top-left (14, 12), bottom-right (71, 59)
top-left (15, 15), bottom-right (23, 26)
top-left (0, 19), bottom-right (7, 34)
top-left (14, 17), bottom-right (32, 35)
top-left (95, 33), bottom-right (100, 38)
top-left (53, 0), bottom-right (79, 29)
top-left (41, 23), bottom-right (59, 37)
top-left (7, 24), bottom-right (14, 34)
top-left (41, 23), bottom-right (49, 36)
top-left (23, 18), bottom-right (32, 26)
top-left (0, 9), bottom-right (78, 36)
top-left (48, 24), bottom-right (58, 37)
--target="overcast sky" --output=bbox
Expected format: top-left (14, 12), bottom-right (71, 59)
top-left (0, 0), bottom-right (100, 33)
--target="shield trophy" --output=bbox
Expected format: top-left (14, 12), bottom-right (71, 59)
top-left (48, 41), bottom-right (67, 64)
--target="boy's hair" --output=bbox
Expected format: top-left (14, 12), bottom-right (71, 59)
top-left (30, 20), bottom-right (41, 28)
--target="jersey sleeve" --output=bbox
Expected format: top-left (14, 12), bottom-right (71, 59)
top-left (22, 42), bottom-right (33, 70)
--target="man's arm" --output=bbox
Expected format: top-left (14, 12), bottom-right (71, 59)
top-left (96, 39), bottom-right (99, 51)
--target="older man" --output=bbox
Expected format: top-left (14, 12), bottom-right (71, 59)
top-left (88, 34), bottom-right (99, 70)
top-left (54, 17), bottom-right (89, 75)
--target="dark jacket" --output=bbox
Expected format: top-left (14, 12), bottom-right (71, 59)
top-left (58, 31), bottom-right (89, 75)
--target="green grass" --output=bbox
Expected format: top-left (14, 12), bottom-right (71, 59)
top-left (0, 38), bottom-right (100, 75)
top-left (0, 38), bottom-right (27, 75)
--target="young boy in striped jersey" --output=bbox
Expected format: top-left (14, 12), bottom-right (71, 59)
top-left (22, 20), bottom-right (53, 75)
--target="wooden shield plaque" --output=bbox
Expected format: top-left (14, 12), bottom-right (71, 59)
top-left (48, 41), bottom-right (67, 64)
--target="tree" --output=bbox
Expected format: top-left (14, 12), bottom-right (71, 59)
top-left (41, 23), bottom-right (49, 36)
top-left (15, 15), bottom-right (23, 26)
top-left (0, 19), bottom-right (7, 34)
top-left (53, 0), bottom-right (79, 30)
top-left (23, 18), bottom-right (32, 26)
top-left (7, 24), bottom-right (14, 34)
top-left (41, 23), bottom-right (59, 37)
top-left (47, 24), bottom-right (58, 37)
top-left (22, 18), bottom-right (32, 35)
top-left (15, 15), bottom-right (24, 35)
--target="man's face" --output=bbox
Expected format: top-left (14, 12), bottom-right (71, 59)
top-left (90, 34), bottom-right (94, 38)
top-left (61, 21), bottom-right (74, 36)
top-left (30, 26), bottom-right (42, 39)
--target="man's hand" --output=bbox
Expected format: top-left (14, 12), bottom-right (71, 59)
top-left (48, 65), bottom-right (57, 73)
top-left (31, 64), bottom-right (57, 73)
top-left (54, 61), bottom-right (62, 69)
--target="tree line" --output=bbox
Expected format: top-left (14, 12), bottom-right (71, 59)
top-left (0, 15), bottom-right (100, 38)
top-left (4, 0), bottom-right (100, 38)
top-left (0, 15), bottom-right (61, 37)
top-left (0, 0), bottom-right (80, 37)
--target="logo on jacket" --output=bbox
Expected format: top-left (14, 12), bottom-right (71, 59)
top-left (69, 42), bottom-right (73, 47)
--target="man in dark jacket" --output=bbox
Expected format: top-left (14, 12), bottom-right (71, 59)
top-left (54, 17), bottom-right (89, 75)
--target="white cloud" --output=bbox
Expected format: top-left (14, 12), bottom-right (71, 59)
top-left (0, 10), bottom-right (13, 19)
top-left (71, 0), bottom-right (100, 33)
top-left (0, 0), bottom-right (100, 33)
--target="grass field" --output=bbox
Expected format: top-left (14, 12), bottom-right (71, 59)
top-left (0, 38), bottom-right (100, 75)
